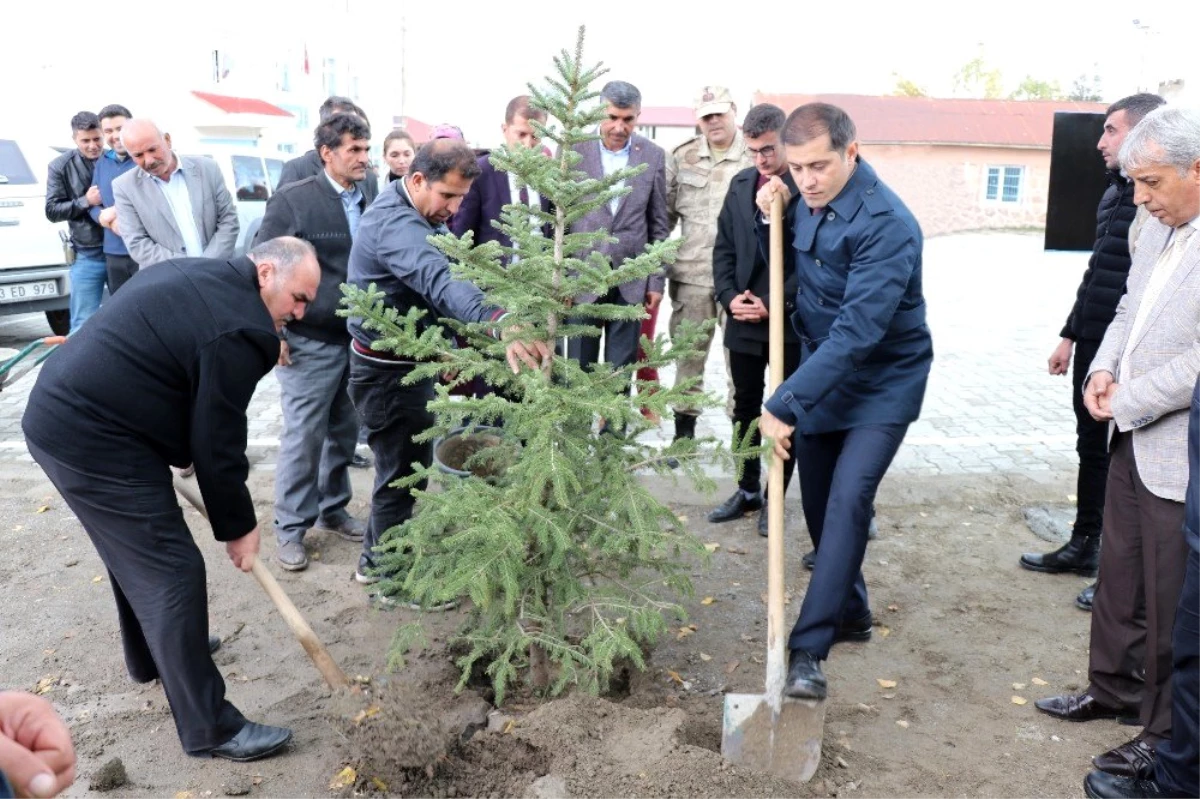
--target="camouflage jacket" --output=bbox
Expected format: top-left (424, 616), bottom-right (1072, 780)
top-left (665, 131), bottom-right (752, 287)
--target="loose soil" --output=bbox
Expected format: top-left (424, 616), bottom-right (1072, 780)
top-left (0, 459), bottom-right (1125, 798)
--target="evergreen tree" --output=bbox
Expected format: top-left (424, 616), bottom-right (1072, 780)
top-left (341, 27), bottom-right (750, 703)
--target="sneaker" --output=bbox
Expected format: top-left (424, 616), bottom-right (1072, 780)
top-left (355, 553), bottom-right (381, 585)
top-left (372, 593), bottom-right (460, 612)
top-left (315, 516), bottom-right (367, 542)
top-left (356, 555), bottom-right (458, 610)
top-left (275, 541), bottom-right (309, 571)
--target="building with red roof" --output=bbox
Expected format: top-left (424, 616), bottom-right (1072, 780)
top-left (753, 93), bottom-right (1108, 236)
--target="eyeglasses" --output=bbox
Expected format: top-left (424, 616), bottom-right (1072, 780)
top-left (746, 144), bottom-right (777, 159)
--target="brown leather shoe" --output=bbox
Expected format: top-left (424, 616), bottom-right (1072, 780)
top-left (1093, 738), bottom-right (1157, 780)
top-left (1035, 693), bottom-right (1136, 723)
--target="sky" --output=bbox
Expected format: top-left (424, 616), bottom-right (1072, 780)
top-left (6, 0), bottom-right (1196, 148)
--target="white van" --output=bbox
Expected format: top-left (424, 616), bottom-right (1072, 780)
top-left (185, 148), bottom-right (288, 256)
top-left (0, 139), bottom-right (72, 335)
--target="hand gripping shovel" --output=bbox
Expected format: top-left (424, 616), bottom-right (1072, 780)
top-left (720, 192), bottom-right (825, 783)
top-left (173, 474), bottom-right (351, 691)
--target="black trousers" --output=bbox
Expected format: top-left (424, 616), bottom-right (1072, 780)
top-left (1156, 547), bottom-right (1199, 796)
top-left (105, 254), bottom-right (139, 294)
top-left (346, 350), bottom-right (435, 557)
top-left (27, 440), bottom-right (245, 754)
top-left (789, 423), bottom-right (908, 659)
top-left (1089, 433), bottom-right (1187, 740)
top-left (567, 288), bottom-right (643, 373)
top-left (1072, 338), bottom-right (1109, 538)
top-left (729, 340), bottom-right (800, 495)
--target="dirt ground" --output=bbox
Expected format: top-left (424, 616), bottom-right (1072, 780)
top-left (0, 457), bottom-right (1133, 799)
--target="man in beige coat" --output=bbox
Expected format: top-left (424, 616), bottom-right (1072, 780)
top-left (664, 87), bottom-right (752, 447)
top-left (1036, 106), bottom-right (1200, 787)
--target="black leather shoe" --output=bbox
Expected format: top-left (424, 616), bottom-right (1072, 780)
top-left (1077, 581), bottom-right (1097, 612)
top-left (707, 490), bottom-right (763, 523)
top-left (1084, 769), bottom-right (1170, 799)
top-left (802, 550), bottom-right (816, 570)
top-left (757, 504), bottom-right (769, 537)
top-left (208, 635), bottom-right (221, 654)
top-left (1035, 693), bottom-right (1137, 724)
top-left (834, 613), bottom-right (873, 644)
top-left (785, 650), bottom-right (826, 700)
top-left (1020, 533), bottom-right (1100, 576)
top-left (207, 721), bottom-right (293, 762)
top-left (1093, 738), bottom-right (1157, 780)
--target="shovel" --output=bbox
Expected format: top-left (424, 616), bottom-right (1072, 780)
top-left (720, 192), bottom-right (825, 783)
top-left (173, 474), bottom-right (351, 691)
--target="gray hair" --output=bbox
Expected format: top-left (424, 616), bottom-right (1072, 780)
top-left (1120, 106), bottom-right (1200, 176)
top-left (248, 236), bottom-right (317, 276)
top-left (600, 81), bottom-right (641, 110)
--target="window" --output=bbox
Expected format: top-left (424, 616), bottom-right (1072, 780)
top-left (265, 158), bottom-right (284, 191)
top-left (231, 155), bottom-right (269, 202)
top-left (985, 166), bottom-right (1023, 203)
top-left (0, 141), bottom-right (36, 185)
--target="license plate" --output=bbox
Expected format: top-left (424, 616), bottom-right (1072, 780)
top-left (0, 280), bottom-right (58, 303)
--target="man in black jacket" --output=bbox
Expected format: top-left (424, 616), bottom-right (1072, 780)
top-left (22, 237), bottom-right (320, 762)
top-left (254, 113), bottom-right (371, 571)
top-left (1021, 93), bottom-right (1165, 610)
top-left (708, 103), bottom-right (800, 535)
top-left (44, 111), bottom-right (106, 333)
top-left (278, 96), bottom-right (378, 205)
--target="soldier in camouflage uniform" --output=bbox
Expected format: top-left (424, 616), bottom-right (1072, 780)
top-left (665, 86), bottom-right (753, 449)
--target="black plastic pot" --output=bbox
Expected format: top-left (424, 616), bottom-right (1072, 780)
top-left (432, 425), bottom-right (508, 479)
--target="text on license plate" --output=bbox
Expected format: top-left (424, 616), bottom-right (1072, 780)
top-left (0, 280), bottom-right (58, 303)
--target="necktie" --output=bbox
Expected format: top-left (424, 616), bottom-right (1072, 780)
top-left (518, 185), bottom-right (530, 207)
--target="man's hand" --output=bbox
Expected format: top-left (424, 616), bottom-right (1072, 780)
top-left (755, 175), bottom-right (792, 217)
top-left (0, 690), bottom-right (76, 798)
top-left (1048, 338), bottom-right (1073, 376)
top-left (226, 527), bottom-right (260, 573)
top-left (277, 339), bottom-right (291, 367)
top-left (645, 291), bottom-right (662, 312)
top-left (98, 206), bottom-right (118, 230)
top-left (502, 326), bottom-right (552, 374)
top-left (1084, 371), bottom-right (1115, 421)
top-left (85, 186), bottom-right (102, 207)
top-left (759, 409), bottom-right (795, 462)
top-left (731, 290), bottom-right (768, 322)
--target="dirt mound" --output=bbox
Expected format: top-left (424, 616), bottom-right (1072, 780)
top-left (510, 695), bottom-right (807, 798)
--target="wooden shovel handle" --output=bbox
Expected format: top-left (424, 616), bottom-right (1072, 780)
top-left (173, 474), bottom-right (351, 690)
top-left (765, 194), bottom-right (788, 687)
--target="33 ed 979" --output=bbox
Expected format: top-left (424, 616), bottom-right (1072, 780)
top-left (0, 280), bottom-right (58, 303)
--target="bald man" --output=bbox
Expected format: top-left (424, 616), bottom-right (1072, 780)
top-left (112, 119), bottom-right (238, 268)
top-left (23, 237), bottom-right (319, 762)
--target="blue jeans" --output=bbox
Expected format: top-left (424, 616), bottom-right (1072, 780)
top-left (68, 250), bottom-right (108, 333)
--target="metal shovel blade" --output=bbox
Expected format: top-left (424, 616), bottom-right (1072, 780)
top-left (722, 692), bottom-right (825, 783)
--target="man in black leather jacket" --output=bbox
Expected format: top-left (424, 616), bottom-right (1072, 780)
top-left (44, 111), bottom-right (106, 333)
top-left (1022, 93), bottom-right (1166, 610)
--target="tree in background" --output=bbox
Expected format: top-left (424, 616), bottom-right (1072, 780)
top-left (953, 56), bottom-right (1005, 99)
top-left (1009, 76), bottom-right (1063, 101)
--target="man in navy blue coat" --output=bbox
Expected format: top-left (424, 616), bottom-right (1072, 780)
top-left (757, 103), bottom-right (933, 700)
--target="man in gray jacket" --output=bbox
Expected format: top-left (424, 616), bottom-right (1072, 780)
top-left (346, 139), bottom-right (548, 592)
top-left (112, 119), bottom-right (238, 268)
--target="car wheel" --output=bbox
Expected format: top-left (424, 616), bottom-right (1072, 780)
top-left (45, 309), bottom-right (70, 336)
